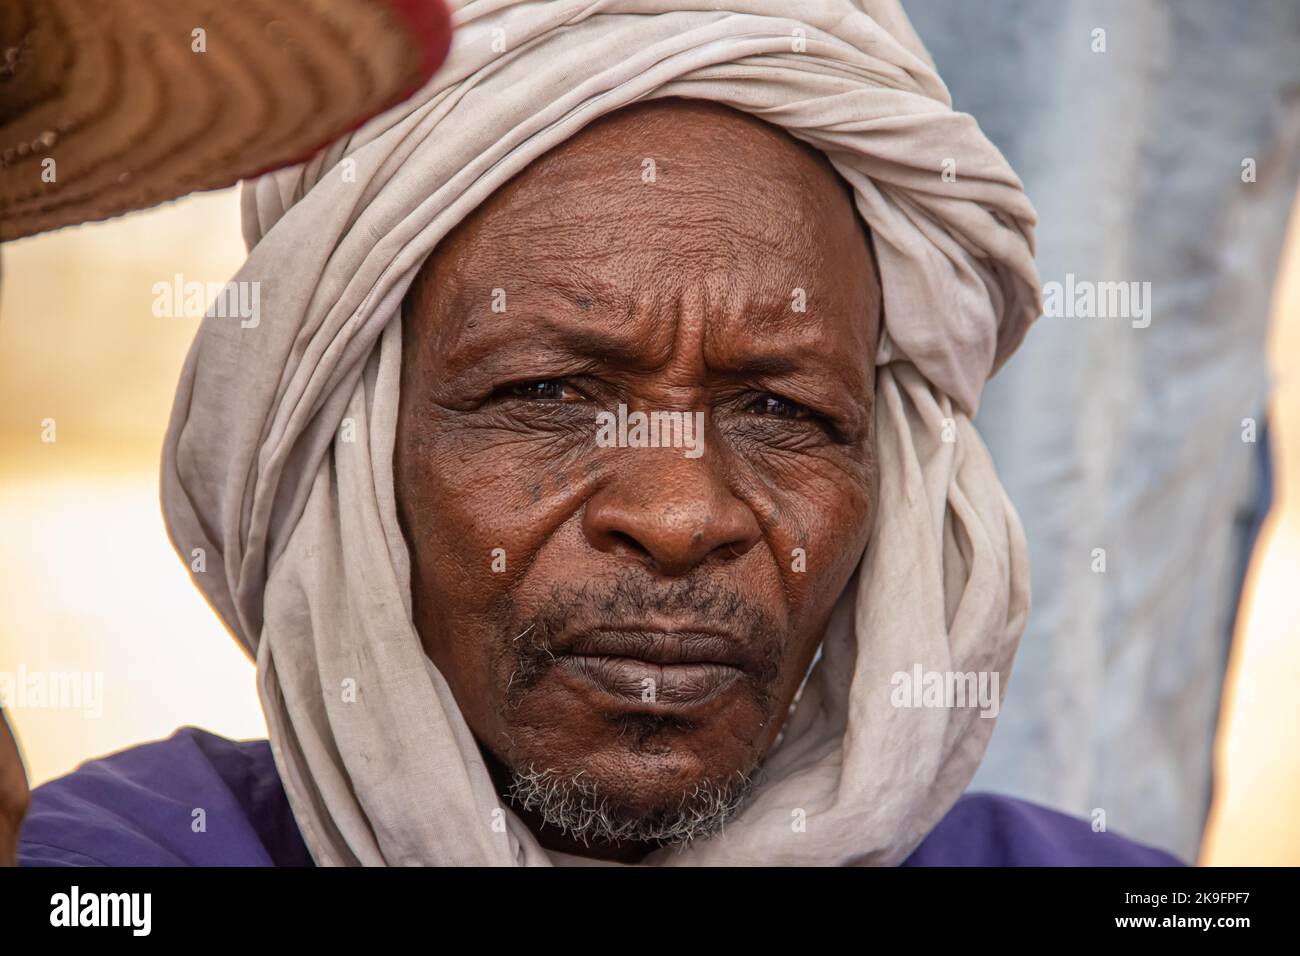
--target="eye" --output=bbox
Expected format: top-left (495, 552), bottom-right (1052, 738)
top-left (504, 379), bottom-right (585, 402)
top-left (746, 393), bottom-right (812, 419)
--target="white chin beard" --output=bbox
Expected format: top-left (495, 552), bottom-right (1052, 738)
top-left (505, 764), bottom-right (754, 850)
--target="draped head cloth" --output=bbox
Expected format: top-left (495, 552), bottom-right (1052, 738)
top-left (162, 0), bottom-right (1040, 865)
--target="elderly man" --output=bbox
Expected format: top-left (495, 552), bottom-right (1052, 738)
top-left (7, 0), bottom-right (1178, 866)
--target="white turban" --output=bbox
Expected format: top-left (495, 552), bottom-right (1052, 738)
top-left (162, 0), bottom-right (1039, 865)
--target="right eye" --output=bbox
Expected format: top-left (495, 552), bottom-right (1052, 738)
top-left (502, 379), bottom-right (585, 402)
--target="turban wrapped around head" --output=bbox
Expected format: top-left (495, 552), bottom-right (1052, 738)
top-left (162, 0), bottom-right (1039, 865)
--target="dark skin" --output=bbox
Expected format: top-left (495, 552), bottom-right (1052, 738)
top-left (0, 708), bottom-right (26, 866)
top-left (394, 99), bottom-right (882, 862)
top-left (0, 100), bottom-right (883, 867)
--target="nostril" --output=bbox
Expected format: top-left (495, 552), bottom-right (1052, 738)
top-left (607, 529), bottom-right (650, 560)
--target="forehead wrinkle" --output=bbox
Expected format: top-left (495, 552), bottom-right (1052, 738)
top-left (414, 242), bottom-right (874, 396)
top-left (693, 271), bottom-right (876, 404)
top-left (464, 146), bottom-right (853, 274)
top-left (431, 299), bottom-right (679, 377)
top-left (408, 97), bottom-right (879, 388)
top-left (476, 187), bottom-right (831, 277)
top-left (706, 321), bottom-right (874, 410)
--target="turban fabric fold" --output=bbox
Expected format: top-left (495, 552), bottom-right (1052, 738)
top-left (162, 0), bottom-right (1039, 865)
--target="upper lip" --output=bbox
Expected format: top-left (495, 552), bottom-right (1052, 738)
top-left (559, 625), bottom-right (756, 672)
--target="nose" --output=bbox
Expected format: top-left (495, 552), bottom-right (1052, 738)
top-left (582, 447), bottom-right (762, 577)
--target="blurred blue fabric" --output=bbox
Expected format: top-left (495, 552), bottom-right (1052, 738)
top-left (903, 0), bottom-right (1300, 860)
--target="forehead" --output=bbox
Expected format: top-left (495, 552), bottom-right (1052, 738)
top-left (407, 100), bottom-right (879, 367)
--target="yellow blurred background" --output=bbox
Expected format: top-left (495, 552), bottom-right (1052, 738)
top-left (1, 187), bottom-right (1297, 864)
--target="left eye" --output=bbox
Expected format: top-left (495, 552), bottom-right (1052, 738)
top-left (747, 394), bottom-right (811, 418)
top-left (506, 379), bottom-right (584, 402)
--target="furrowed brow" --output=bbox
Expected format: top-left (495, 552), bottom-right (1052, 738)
top-left (546, 323), bottom-right (650, 366)
top-left (725, 354), bottom-right (800, 377)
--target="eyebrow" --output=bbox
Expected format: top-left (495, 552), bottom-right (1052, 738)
top-left (720, 354), bottom-right (800, 377)
top-left (542, 323), bottom-right (655, 367)
top-left (506, 315), bottom-right (834, 384)
top-left (526, 273), bottom-right (828, 375)
top-left (439, 262), bottom-right (870, 385)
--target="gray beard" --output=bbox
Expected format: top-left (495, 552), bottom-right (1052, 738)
top-left (506, 764), bottom-right (756, 850)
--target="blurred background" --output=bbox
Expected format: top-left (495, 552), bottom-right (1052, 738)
top-left (903, 0), bottom-right (1300, 866)
top-left (0, 190), bottom-right (266, 793)
top-left (2, 0), bottom-right (1299, 866)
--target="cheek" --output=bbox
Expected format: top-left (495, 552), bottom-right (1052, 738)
top-left (734, 446), bottom-right (875, 626)
top-left (395, 411), bottom-right (598, 670)
top-left (404, 416), bottom-right (597, 562)
top-left (751, 459), bottom-right (874, 734)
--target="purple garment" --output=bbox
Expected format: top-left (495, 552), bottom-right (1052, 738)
top-left (18, 727), bottom-right (1183, 866)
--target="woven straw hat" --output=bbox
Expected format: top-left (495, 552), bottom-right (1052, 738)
top-left (0, 0), bottom-right (452, 240)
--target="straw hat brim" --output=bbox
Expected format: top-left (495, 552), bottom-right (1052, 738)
top-left (0, 0), bottom-right (453, 241)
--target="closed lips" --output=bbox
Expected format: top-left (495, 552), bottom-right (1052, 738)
top-left (555, 628), bottom-right (754, 707)
top-left (562, 628), bottom-right (754, 669)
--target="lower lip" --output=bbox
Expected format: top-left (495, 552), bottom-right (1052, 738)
top-left (556, 655), bottom-right (744, 707)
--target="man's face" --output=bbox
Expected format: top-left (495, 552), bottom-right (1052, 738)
top-left (395, 100), bottom-right (880, 857)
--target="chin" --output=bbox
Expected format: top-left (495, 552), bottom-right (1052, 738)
top-left (509, 701), bottom-right (758, 805)
top-left (504, 728), bottom-right (759, 848)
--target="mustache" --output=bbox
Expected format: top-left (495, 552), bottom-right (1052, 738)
top-left (494, 570), bottom-right (787, 709)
